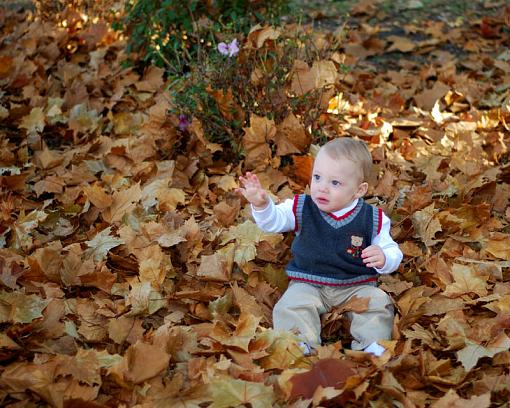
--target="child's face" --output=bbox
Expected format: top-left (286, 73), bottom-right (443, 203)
top-left (310, 150), bottom-right (368, 213)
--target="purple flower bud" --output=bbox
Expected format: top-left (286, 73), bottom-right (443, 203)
top-left (178, 114), bottom-right (191, 131)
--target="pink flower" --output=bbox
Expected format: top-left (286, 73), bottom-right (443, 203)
top-left (217, 39), bottom-right (239, 57)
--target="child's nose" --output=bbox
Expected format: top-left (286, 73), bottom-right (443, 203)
top-left (318, 182), bottom-right (328, 192)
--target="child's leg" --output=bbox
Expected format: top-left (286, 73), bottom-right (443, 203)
top-left (346, 286), bottom-right (394, 350)
top-left (272, 281), bottom-right (327, 347)
top-left (324, 285), bottom-right (393, 351)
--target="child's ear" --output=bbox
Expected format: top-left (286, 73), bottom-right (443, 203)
top-left (355, 182), bottom-right (368, 198)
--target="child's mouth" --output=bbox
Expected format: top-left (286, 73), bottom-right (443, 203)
top-left (316, 197), bottom-right (329, 204)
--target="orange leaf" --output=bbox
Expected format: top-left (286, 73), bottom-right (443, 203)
top-left (292, 155), bottom-right (314, 187)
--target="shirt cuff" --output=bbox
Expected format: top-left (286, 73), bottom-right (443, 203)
top-left (374, 249), bottom-right (401, 274)
top-left (251, 199), bottom-right (274, 220)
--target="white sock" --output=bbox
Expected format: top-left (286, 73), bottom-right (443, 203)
top-left (364, 341), bottom-right (385, 356)
top-left (298, 341), bottom-right (313, 356)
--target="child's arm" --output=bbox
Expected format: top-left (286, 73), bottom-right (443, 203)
top-left (361, 212), bottom-right (403, 273)
top-left (237, 172), bottom-right (295, 233)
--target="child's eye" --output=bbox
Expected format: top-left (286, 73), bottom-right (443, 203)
top-left (313, 174), bottom-right (320, 181)
top-left (331, 180), bottom-right (341, 186)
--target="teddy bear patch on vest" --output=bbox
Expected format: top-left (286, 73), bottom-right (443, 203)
top-left (347, 235), bottom-right (364, 258)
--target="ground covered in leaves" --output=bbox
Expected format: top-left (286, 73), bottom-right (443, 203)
top-left (0, 1), bottom-right (510, 407)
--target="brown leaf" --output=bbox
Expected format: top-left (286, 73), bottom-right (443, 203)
top-left (412, 203), bottom-right (442, 247)
top-left (111, 341), bottom-right (170, 384)
top-left (102, 183), bottom-right (142, 224)
top-left (290, 358), bottom-right (355, 399)
top-left (197, 244), bottom-right (235, 282)
top-left (108, 316), bottom-right (144, 345)
top-left (83, 183), bottom-right (113, 209)
top-left (242, 114), bottom-right (275, 170)
top-left (247, 25), bottom-right (281, 48)
top-left (431, 389), bottom-right (491, 408)
top-left (274, 112), bottom-right (310, 156)
top-left (443, 264), bottom-right (489, 298)
top-left (484, 233), bottom-right (510, 260)
top-left (456, 333), bottom-right (510, 372)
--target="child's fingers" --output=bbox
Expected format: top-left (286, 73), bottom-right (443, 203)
top-left (363, 255), bottom-right (383, 265)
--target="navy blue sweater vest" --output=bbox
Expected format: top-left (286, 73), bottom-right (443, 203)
top-left (286, 194), bottom-right (382, 286)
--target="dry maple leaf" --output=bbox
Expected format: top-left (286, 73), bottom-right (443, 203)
top-left (242, 114), bottom-right (275, 170)
top-left (101, 183), bottom-right (142, 224)
top-left (19, 107), bottom-right (45, 135)
top-left (412, 203), bottom-right (442, 247)
top-left (209, 378), bottom-right (274, 408)
top-left (289, 358), bottom-right (356, 400)
top-left (274, 112), bottom-right (311, 156)
top-left (443, 264), bottom-right (489, 298)
top-left (68, 103), bottom-right (100, 136)
top-left (197, 244), bottom-right (235, 282)
top-left (246, 24), bottom-right (281, 48)
top-left (0, 290), bottom-right (50, 323)
top-left (221, 220), bottom-right (275, 266)
top-left (431, 389), bottom-right (491, 408)
top-left (209, 312), bottom-right (261, 352)
top-left (84, 227), bottom-right (124, 262)
top-left (456, 332), bottom-right (510, 372)
top-left (109, 341), bottom-right (170, 385)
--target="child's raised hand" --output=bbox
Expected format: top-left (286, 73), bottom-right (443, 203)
top-left (361, 245), bottom-right (386, 269)
top-left (237, 172), bottom-right (269, 210)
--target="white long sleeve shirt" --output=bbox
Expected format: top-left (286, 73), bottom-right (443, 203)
top-left (252, 197), bottom-right (403, 274)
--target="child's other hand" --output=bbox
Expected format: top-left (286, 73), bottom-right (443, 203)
top-left (361, 245), bottom-right (386, 269)
top-left (236, 172), bottom-right (269, 210)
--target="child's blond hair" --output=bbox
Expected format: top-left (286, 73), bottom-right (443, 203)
top-left (320, 138), bottom-right (373, 182)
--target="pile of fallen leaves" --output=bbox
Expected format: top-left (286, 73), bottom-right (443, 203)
top-left (0, 2), bottom-right (510, 407)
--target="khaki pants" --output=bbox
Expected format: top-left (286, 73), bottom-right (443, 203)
top-left (273, 280), bottom-right (394, 350)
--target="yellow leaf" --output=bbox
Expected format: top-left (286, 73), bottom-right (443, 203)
top-left (221, 220), bottom-right (273, 266)
top-left (210, 378), bottom-right (274, 408)
top-left (327, 92), bottom-right (351, 115)
top-left (231, 281), bottom-right (264, 319)
top-left (215, 175), bottom-right (238, 192)
top-left (256, 330), bottom-right (304, 370)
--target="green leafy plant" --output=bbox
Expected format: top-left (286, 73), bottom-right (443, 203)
top-left (117, 0), bottom-right (291, 73)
